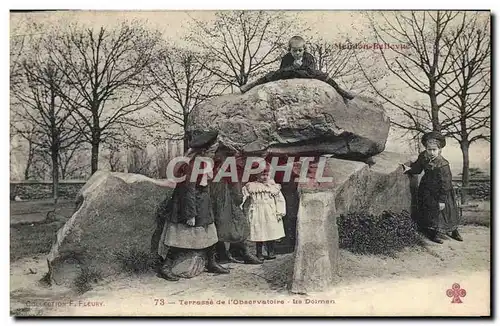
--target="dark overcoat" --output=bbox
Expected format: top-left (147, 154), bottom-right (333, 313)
top-left (258, 51), bottom-right (332, 84)
top-left (279, 52), bottom-right (317, 71)
top-left (406, 151), bottom-right (460, 233)
top-left (163, 181), bottom-right (214, 227)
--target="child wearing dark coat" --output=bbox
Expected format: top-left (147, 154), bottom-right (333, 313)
top-left (240, 35), bottom-right (354, 102)
top-left (156, 153), bottom-right (229, 281)
top-left (402, 131), bottom-right (463, 244)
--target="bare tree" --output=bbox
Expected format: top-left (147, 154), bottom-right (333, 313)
top-left (308, 38), bottom-right (354, 77)
top-left (405, 101), bottom-right (426, 155)
top-left (187, 11), bottom-right (308, 88)
top-left (48, 21), bottom-right (162, 174)
top-left (127, 147), bottom-right (153, 177)
top-left (10, 121), bottom-right (50, 181)
top-left (104, 142), bottom-right (125, 173)
top-left (364, 11), bottom-right (491, 203)
top-left (10, 119), bottom-right (32, 178)
top-left (440, 14), bottom-right (491, 201)
top-left (11, 36), bottom-right (82, 202)
top-left (155, 143), bottom-right (169, 179)
top-left (10, 18), bottom-right (33, 88)
top-left (59, 141), bottom-right (89, 179)
top-left (307, 36), bottom-right (384, 94)
top-left (24, 129), bottom-right (38, 180)
top-left (27, 148), bottom-right (50, 180)
top-left (364, 11), bottom-right (468, 133)
top-left (12, 123), bottom-right (47, 180)
top-left (10, 34), bottom-right (26, 88)
top-left (153, 139), bottom-right (183, 178)
top-left (149, 44), bottom-right (226, 150)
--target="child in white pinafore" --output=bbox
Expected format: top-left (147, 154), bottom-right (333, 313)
top-left (240, 170), bottom-right (286, 261)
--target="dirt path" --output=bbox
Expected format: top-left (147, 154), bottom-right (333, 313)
top-left (10, 225), bottom-right (490, 316)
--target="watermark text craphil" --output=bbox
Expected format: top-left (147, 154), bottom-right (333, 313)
top-left (335, 42), bottom-right (411, 50)
top-left (162, 155), bottom-right (334, 188)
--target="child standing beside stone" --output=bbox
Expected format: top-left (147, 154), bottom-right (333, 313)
top-left (240, 168), bottom-right (287, 261)
top-left (156, 152), bottom-right (229, 281)
top-left (402, 131), bottom-right (463, 244)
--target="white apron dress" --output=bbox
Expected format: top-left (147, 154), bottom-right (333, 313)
top-left (241, 181), bottom-right (286, 242)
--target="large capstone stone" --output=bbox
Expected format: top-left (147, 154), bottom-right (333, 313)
top-left (187, 79), bottom-right (390, 160)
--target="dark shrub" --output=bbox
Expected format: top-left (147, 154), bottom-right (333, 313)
top-left (470, 183), bottom-right (490, 201)
top-left (337, 210), bottom-right (422, 256)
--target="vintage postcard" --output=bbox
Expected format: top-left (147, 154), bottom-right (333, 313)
top-left (9, 9), bottom-right (491, 317)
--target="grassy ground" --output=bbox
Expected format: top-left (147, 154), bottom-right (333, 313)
top-left (10, 221), bottom-right (66, 261)
top-left (460, 200), bottom-right (491, 227)
top-left (10, 199), bottom-right (75, 261)
top-left (10, 199), bottom-right (76, 224)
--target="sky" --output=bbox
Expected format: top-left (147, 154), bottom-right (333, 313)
top-left (9, 10), bottom-right (491, 177)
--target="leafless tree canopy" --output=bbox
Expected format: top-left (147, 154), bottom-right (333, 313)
top-left (9, 18), bottom-right (42, 88)
top-left (440, 14), bottom-right (490, 193)
top-left (307, 37), bottom-right (384, 94)
top-left (187, 11), bottom-right (308, 87)
top-left (364, 10), bottom-right (490, 198)
top-left (440, 15), bottom-right (491, 144)
top-left (47, 21), bottom-right (163, 173)
top-left (127, 147), bottom-right (154, 177)
top-left (365, 11), bottom-right (470, 132)
top-left (11, 32), bottom-right (84, 198)
top-left (10, 12), bottom-right (491, 192)
top-left (148, 44), bottom-right (227, 148)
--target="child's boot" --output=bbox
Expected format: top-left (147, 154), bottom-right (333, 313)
top-left (157, 248), bottom-right (180, 281)
top-left (265, 241), bottom-right (277, 260)
top-left (207, 245), bottom-right (230, 274)
top-left (428, 229), bottom-right (443, 244)
top-left (256, 242), bottom-right (265, 261)
top-left (237, 242), bottom-right (263, 264)
top-left (450, 229), bottom-right (463, 242)
top-left (157, 261), bottom-right (180, 281)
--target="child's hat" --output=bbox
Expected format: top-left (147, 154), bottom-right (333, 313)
top-left (421, 131), bottom-right (446, 148)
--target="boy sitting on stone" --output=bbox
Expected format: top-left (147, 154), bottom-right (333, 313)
top-left (240, 35), bottom-right (354, 102)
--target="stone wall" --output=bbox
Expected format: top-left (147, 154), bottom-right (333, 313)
top-left (10, 182), bottom-right (86, 201)
top-left (452, 179), bottom-right (491, 201)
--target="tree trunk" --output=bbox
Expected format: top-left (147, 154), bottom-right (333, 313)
top-left (51, 149), bottom-right (59, 204)
top-left (183, 132), bottom-right (189, 153)
top-left (429, 92), bottom-right (441, 132)
top-left (91, 103), bottom-right (101, 174)
top-left (59, 155), bottom-right (67, 180)
top-left (460, 141), bottom-right (470, 205)
top-left (91, 143), bottom-right (99, 173)
top-left (91, 128), bottom-right (101, 174)
top-left (24, 140), bottom-right (34, 180)
top-left (178, 140), bottom-right (184, 156)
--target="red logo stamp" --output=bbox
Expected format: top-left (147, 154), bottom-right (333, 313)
top-left (446, 283), bottom-right (466, 303)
